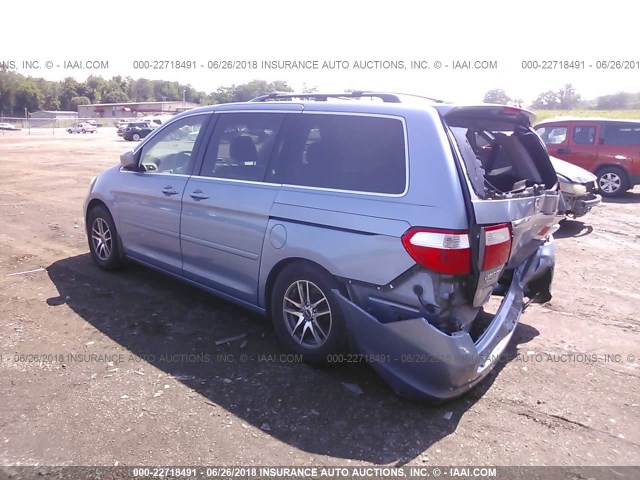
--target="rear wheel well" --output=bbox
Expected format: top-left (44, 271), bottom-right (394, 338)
top-left (595, 164), bottom-right (629, 179)
top-left (264, 258), bottom-right (347, 316)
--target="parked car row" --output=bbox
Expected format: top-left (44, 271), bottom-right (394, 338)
top-left (121, 122), bottom-right (156, 141)
top-left (117, 117), bottom-right (172, 141)
top-left (115, 120), bottom-right (133, 137)
top-left (535, 118), bottom-right (640, 197)
top-left (67, 122), bottom-right (97, 134)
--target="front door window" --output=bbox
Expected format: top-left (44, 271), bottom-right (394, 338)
top-left (139, 115), bottom-right (207, 175)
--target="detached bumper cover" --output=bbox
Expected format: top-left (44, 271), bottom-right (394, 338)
top-left (334, 241), bottom-right (555, 401)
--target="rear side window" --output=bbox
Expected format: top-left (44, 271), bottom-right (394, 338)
top-left (200, 112), bottom-right (286, 181)
top-left (270, 114), bottom-right (406, 194)
top-left (603, 123), bottom-right (640, 145)
top-left (572, 126), bottom-right (596, 144)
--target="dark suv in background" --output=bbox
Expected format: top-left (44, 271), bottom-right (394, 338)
top-left (535, 118), bottom-right (640, 196)
top-left (123, 122), bottom-right (155, 141)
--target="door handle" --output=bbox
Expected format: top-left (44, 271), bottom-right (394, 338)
top-left (190, 189), bottom-right (210, 200)
top-left (556, 148), bottom-right (571, 154)
top-left (161, 186), bottom-right (179, 195)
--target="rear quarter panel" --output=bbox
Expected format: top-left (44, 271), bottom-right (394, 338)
top-left (596, 142), bottom-right (640, 177)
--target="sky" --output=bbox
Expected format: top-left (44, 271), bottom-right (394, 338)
top-left (3, 0), bottom-right (639, 104)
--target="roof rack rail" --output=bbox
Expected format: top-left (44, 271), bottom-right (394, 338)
top-left (249, 91), bottom-right (403, 103)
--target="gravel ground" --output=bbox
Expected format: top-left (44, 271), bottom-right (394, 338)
top-left (0, 129), bottom-right (639, 467)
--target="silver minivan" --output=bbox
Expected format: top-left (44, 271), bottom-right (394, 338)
top-left (84, 92), bottom-right (560, 401)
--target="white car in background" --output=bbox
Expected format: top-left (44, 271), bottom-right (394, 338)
top-left (551, 156), bottom-right (602, 218)
top-left (140, 115), bottom-right (173, 127)
top-left (0, 122), bottom-right (19, 131)
top-left (67, 122), bottom-right (97, 134)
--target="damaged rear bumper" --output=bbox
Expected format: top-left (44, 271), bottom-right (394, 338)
top-left (565, 192), bottom-right (602, 217)
top-left (334, 240), bottom-right (555, 401)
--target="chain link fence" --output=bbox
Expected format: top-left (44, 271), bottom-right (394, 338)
top-left (0, 116), bottom-right (129, 135)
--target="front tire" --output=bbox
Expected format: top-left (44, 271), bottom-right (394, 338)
top-left (132, 133), bottom-right (141, 141)
top-left (270, 262), bottom-right (347, 364)
top-left (597, 166), bottom-right (629, 197)
top-left (87, 205), bottom-right (123, 271)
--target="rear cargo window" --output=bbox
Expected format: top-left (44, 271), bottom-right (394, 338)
top-left (603, 123), bottom-right (640, 145)
top-left (269, 114), bottom-right (406, 194)
top-left (447, 117), bottom-right (557, 198)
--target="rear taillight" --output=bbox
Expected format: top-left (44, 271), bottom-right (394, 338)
top-left (401, 228), bottom-right (471, 275)
top-left (482, 223), bottom-right (512, 271)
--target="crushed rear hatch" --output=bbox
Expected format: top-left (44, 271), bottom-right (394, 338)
top-left (440, 105), bottom-right (561, 307)
top-left (336, 104), bottom-right (562, 401)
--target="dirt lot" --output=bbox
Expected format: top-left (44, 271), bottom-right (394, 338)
top-left (0, 129), bottom-right (639, 468)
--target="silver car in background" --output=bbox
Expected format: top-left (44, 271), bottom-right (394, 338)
top-left (68, 122), bottom-right (97, 134)
top-left (84, 92), bottom-right (561, 401)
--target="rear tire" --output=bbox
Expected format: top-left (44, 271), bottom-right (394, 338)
top-left (87, 205), bottom-right (124, 271)
top-left (597, 166), bottom-right (629, 197)
top-left (270, 262), bottom-right (347, 365)
top-left (133, 133), bottom-right (141, 141)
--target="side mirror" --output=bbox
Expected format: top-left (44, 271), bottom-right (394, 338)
top-left (120, 150), bottom-right (138, 170)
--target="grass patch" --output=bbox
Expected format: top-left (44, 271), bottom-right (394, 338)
top-left (533, 110), bottom-right (640, 123)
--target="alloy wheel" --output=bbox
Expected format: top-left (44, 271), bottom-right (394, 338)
top-left (282, 280), bottom-right (332, 348)
top-left (91, 217), bottom-right (112, 261)
top-left (599, 172), bottom-right (622, 194)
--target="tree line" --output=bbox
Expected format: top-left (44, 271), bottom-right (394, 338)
top-left (484, 84), bottom-right (640, 110)
top-left (3, 67), bottom-right (639, 114)
top-left (0, 68), bottom-right (292, 115)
